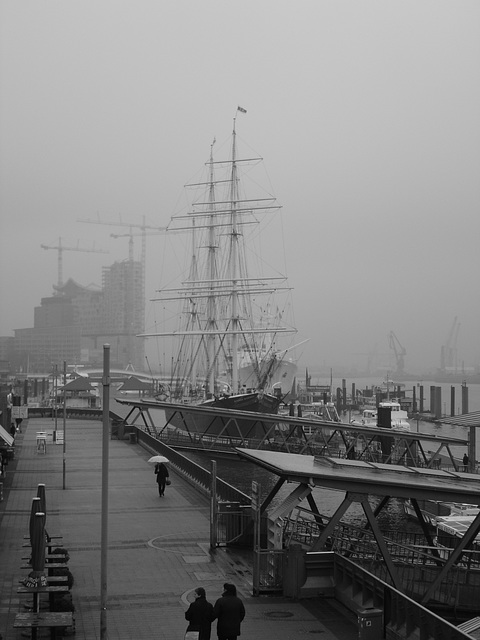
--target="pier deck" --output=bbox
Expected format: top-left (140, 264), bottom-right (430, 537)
top-left (0, 417), bottom-right (359, 640)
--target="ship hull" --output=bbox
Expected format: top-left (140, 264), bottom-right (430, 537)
top-left (165, 391), bottom-right (281, 439)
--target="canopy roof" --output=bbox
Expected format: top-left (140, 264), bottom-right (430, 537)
top-left (235, 448), bottom-right (480, 505)
top-left (118, 376), bottom-right (153, 391)
top-left (437, 411), bottom-right (480, 428)
top-left (60, 376), bottom-right (94, 391)
top-left (0, 424), bottom-right (14, 447)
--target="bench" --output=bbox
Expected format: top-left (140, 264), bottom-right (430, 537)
top-left (17, 586), bottom-right (69, 594)
top-left (22, 563), bottom-right (69, 570)
top-left (23, 535), bottom-right (63, 540)
top-left (19, 576), bottom-right (68, 584)
top-left (13, 611), bottom-right (73, 639)
top-left (22, 554), bottom-right (66, 560)
top-left (18, 584), bottom-right (70, 612)
top-left (23, 537), bottom-right (64, 554)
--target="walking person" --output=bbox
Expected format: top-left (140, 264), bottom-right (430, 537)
top-left (213, 583), bottom-right (245, 640)
top-left (154, 461), bottom-right (169, 497)
top-left (463, 453), bottom-right (469, 472)
top-left (184, 586), bottom-right (214, 640)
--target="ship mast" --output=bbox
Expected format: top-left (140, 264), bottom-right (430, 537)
top-left (229, 118), bottom-right (240, 394)
top-left (140, 117), bottom-right (297, 397)
top-left (206, 138), bottom-right (217, 397)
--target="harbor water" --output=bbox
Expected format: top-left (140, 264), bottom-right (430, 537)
top-left (115, 378), bottom-right (480, 529)
top-left (186, 379), bottom-right (480, 530)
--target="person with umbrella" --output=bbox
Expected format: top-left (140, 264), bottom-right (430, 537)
top-left (149, 456), bottom-right (170, 497)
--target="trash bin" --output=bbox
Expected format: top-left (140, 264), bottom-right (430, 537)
top-left (129, 432), bottom-right (137, 444)
top-left (282, 544), bottom-right (305, 598)
top-left (358, 608), bottom-right (383, 640)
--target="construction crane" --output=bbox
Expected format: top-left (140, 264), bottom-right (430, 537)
top-left (110, 227), bottom-right (167, 264)
top-left (77, 216), bottom-right (168, 371)
top-left (77, 216), bottom-right (167, 276)
top-left (388, 331), bottom-right (406, 374)
top-left (111, 231), bottom-right (136, 262)
top-left (40, 237), bottom-right (108, 289)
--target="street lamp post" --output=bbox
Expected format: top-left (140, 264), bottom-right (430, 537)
top-left (62, 361), bottom-right (67, 490)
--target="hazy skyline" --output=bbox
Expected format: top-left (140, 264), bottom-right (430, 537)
top-left (1, 1), bottom-right (479, 376)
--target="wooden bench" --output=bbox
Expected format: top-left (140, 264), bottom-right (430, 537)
top-left (17, 586), bottom-right (69, 594)
top-left (23, 535), bottom-right (63, 540)
top-left (19, 576), bottom-right (68, 584)
top-left (23, 537), bottom-right (64, 554)
top-left (17, 584), bottom-right (70, 613)
top-left (13, 611), bottom-right (73, 639)
top-left (22, 554), bottom-right (67, 561)
top-left (21, 563), bottom-right (69, 570)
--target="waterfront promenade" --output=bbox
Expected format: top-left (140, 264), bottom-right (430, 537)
top-left (0, 417), bottom-right (358, 639)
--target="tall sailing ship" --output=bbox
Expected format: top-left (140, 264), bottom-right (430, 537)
top-left (141, 112), bottom-right (300, 424)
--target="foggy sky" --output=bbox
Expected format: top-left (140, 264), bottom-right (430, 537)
top-left (1, 1), bottom-right (479, 376)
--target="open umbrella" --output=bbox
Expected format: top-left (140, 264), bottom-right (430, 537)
top-left (148, 455), bottom-right (169, 464)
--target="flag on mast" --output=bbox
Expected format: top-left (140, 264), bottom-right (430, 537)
top-left (237, 106), bottom-right (247, 113)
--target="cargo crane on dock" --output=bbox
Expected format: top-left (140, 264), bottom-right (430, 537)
top-left (440, 316), bottom-right (460, 373)
top-left (388, 331), bottom-right (406, 375)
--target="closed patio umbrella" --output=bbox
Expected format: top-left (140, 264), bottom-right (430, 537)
top-left (30, 512), bottom-right (47, 588)
top-left (36, 483), bottom-right (50, 541)
top-left (37, 484), bottom-right (46, 516)
top-left (29, 497), bottom-right (42, 547)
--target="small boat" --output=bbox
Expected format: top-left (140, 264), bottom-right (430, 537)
top-left (140, 114), bottom-right (300, 435)
top-left (403, 499), bottom-right (480, 527)
top-left (434, 514), bottom-right (480, 564)
top-left (403, 499), bottom-right (451, 526)
top-left (448, 503), bottom-right (480, 517)
top-left (351, 399), bottom-right (411, 432)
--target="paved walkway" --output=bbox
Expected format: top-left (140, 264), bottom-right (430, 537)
top-left (0, 418), bottom-right (359, 639)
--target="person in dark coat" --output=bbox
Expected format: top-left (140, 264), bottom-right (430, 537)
top-left (213, 583), bottom-right (245, 640)
top-left (154, 462), bottom-right (169, 496)
top-left (185, 586), bottom-right (214, 640)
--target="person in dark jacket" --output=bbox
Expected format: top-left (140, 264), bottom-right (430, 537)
top-left (185, 587), bottom-right (214, 640)
top-left (213, 583), bottom-right (245, 640)
top-left (154, 462), bottom-right (169, 497)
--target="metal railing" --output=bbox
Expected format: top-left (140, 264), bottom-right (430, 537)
top-left (334, 555), bottom-right (473, 640)
top-left (282, 506), bottom-right (480, 611)
top-left (136, 427), bottom-right (251, 506)
top-left (216, 508), bottom-right (252, 546)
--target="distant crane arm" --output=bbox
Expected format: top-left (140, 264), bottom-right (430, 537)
top-left (388, 331), bottom-right (406, 374)
top-left (41, 237), bottom-right (108, 288)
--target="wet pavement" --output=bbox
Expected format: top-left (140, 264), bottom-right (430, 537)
top-left (0, 417), bottom-right (358, 639)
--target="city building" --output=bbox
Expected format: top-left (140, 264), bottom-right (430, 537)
top-left (10, 258), bottom-right (145, 373)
